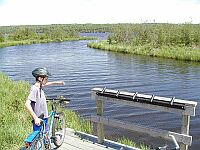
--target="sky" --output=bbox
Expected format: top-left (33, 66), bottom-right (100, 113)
top-left (0, 0), bottom-right (200, 26)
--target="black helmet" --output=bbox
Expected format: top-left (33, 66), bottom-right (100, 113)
top-left (32, 67), bottom-right (51, 78)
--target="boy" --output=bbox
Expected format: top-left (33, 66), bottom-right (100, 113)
top-left (25, 67), bottom-right (65, 131)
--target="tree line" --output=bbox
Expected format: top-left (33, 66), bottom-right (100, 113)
top-left (0, 25), bottom-right (79, 42)
top-left (1, 23), bottom-right (200, 48)
top-left (108, 23), bottom-right (200, 48)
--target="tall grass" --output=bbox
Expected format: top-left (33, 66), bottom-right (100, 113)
top-left (88, 41), bottom-right (200, 62)
top-left (0, 72), bottom-right (92, 150)
top-left (0, 72), bottom-right (30, 150)
top-left (0, 36), bottom-right (95, 48)
top-left (58, 107), bottom-right (92, 134)
top-left (117, 137), bottom-right (150, 150)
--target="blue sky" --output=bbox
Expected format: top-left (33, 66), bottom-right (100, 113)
top-left (0, 0), bottom-right (200, 26)
top-left (0, 0), bottom-right (5, 3)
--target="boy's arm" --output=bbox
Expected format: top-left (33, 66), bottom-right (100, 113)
top-left (25, 99), bottom-right (41, 126)
top-left (44, 81), bottom-right (65, 86)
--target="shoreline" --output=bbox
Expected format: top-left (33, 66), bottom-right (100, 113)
top-left (87, 41), bottom-right (200, 62)
top-left (0, 36), bottom-right (95, 48)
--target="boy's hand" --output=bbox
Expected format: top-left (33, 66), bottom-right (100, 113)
top-left (34, 117), bottom-right (42, 126)
top-left (44, 81), bottom-right (65, 86)
top-left (60, 81), bottom-right (65, 85)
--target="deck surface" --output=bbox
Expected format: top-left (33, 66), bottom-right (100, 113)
top-left (57, 128), bottom-right (140, 150)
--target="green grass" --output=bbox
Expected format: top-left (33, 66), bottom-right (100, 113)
top-left (58, 107), bottom-right (92, 134)
top-left (88, 41), bottom-right (200, 62)
top-left (0, 72), bottom-right (92, 150)
top-left (0, 36), bottom-right (95, 48)
top-left (117, 137), bottom-right (150, 150)
top-left (0, 72), bottom-right (30, 150)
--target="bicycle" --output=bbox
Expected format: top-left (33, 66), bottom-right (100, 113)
top-left (24, 97), bottom-right (70, 150)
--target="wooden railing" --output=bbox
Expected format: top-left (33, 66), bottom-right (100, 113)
top-left (91, 88), bottom-right (197, 150)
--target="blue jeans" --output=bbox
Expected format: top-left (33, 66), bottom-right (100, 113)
top-left (32, 118), bottom-right (48, 132)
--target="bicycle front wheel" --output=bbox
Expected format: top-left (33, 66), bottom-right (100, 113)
top-left (52, 112), bottom-right (66, 147)
top-left (29, 138), bottom-right (44, 150)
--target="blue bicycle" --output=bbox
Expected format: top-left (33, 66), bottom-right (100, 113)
top-left (24, 98), bottom-right (70, 150)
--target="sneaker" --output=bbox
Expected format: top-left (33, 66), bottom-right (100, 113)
top-left (24, 142), bottom-right (30, 149)
top-left (45, 143), bottom-right (51, 150)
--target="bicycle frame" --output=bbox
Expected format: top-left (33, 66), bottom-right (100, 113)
top-left (24, 100), bottom-right (58, 149)
top-left (24, 112), bottom-right (54, 149)
top-left (47, 111), bottom-right (56, 142)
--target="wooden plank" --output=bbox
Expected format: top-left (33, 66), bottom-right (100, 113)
top-left (60, 128), bottom-right (112, 150)
top-left (97, 99), bottom-right (104, 115)
top-left (90, 115), bottom-right (192, 146)
top-left (180, 115), bottom-right (190, 150)
top-left (59, 128), bottom-right (140, 150)
top-left (96, 99), bottom-right (105, 143)
top-left (75, 130), bottom-right (140, 150)
top-left (91, 88), bottom-right (197, 116)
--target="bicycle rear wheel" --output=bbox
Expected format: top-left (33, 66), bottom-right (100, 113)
top-left (52, 112), bottom-right (66, 147)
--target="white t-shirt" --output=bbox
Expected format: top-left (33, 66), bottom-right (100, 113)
top-left (28, 85), bottom-right (48, 118)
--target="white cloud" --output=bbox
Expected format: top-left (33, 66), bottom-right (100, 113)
top-left (0, 0), bottom-right (200, 26)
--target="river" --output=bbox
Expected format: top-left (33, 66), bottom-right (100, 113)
top-left (0, 33), bottom-right (199, 149)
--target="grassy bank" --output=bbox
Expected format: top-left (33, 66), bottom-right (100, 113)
top-left (0, 73), bottom-right (30, 150)
top-left (88, 41), bottom-right (200, 62)
top-left (0, 36), bottom-right (95, 48)
top-left (0, 72), bottom-right (92, 150)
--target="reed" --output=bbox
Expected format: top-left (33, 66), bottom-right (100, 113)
top-left (117, 136), bottom-right (150, 150)
top-left (0, 36), bottom-right (95, 48)
top-left (88, 41), bottom-right (200, 62)
top-left (58, 107), bottom-right (92, 134)
top-left (0, 72), bottom-right (30, 150)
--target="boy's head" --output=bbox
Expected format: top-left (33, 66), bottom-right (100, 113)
top-left (32, 67), bottom-right (51, 83)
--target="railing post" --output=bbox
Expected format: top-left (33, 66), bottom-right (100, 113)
top-left (96, 99), bottom-right (104, 143)
top-left (180, 115), bottom-right (190, 150)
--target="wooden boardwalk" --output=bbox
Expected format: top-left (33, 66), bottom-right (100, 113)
top-left (57, 128), bottom-right (140, 150)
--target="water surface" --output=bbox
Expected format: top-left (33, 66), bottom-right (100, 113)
top-left (0, 33), bottom-right (199, 149)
